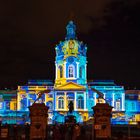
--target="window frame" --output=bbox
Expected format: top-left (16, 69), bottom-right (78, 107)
top-left (77, 96), bottom-right (84, 109)
top-left (58, 96), bottom-right (64, 109)
top-left (68, 65), bottom-right (75, 78)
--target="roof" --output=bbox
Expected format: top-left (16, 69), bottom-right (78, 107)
top-left (88, 80), bottom-right (116, 86)
top-left (125, 90), bottom-right (140, 94)
top-left (54, 82), bottom-right (86, 91)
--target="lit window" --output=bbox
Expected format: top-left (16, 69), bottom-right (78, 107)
top-left (58, 97), bottom-right (64, 109)
top-left (68, 65), bottom-right (74, 78)
top-left (0, 102), bottom-right (3, 109)
top-left (116, 101), bottom-right (120, 111)
top-left (77, 96), bottom-right (84, 109)
top-left (138, 95), bottom-right (140, 100)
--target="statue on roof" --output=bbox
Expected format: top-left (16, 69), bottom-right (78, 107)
top-left (65, 21), bottom-right (77, 40)
top-left (68, 101), bottom-right (74, 113)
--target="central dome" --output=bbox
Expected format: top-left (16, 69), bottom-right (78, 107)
top-left (55, 21), bottom-right (87, 59)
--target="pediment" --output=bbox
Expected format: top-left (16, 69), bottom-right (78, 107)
top-left (54, 82), bottom-right (86, 91)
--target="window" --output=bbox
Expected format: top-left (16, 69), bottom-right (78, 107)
top-left (138, 95), bottom-right (140, 100)
top-left (20, 99), bottom-right (27, 110)
top-left (58, 97), bottom-right (64, 109)
top-left (116, 101), bottom-right (120, 111)
top-left (68, 65), bottom-right (74, 78)
top-left (77, 96), bottom-right (84, 109)
top-left (0, 102), bottom-right (3, 109)
top-left (6, 101), bottom-right (10, 110)
top-left (59, 65), bottom-right (63, 78)
top-left (67, 96), bottom-right (74, 106)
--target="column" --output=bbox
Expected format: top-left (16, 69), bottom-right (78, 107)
top-left (76, 62), bottom-right (79, 78)
top-left (54, 91), bottom-right (56, 111)
top-left (74, 92), bottom-right (77, 111)
top-left (64, 62), bottom-right (66, 78)
top-left (3, 102), bottom-right (6, 111)
top-left (27, 93), bottom-right (29, 108)
top-left (55, 62), bottom-right (58, 79)
top-left (17, 92), bottom-right (20, 110)
top-left (112, 93), bottom-right (115, 111)
top-left (64, 92), bottom-right (67, 110)
top-left (104, 93), bottom-right (106, 103)
top-left (45, 92), bottom-right (47, 104)
top-left (84, 92), bottom-right (86, 110)
top-left (94, 93), bottom-right (96, 105)
top-left (122, 93), bottom-right (125, 111)
top-left (85, 64), bottom-right (87, 81)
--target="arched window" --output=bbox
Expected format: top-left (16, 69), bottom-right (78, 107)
top-left (58, 97), bottom-right (64, 109)
top-left (116, 101), bottom-right (120, 111)
top-left (67, 96), bottom-right (74, 107)
top-left (59, 65), bottom-right (63, 78)
top-left (68, 65), bottom-right (75, 78)
top-left (77, 96), bottom-right (84, 109)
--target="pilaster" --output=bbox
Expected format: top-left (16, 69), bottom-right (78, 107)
top-left (74, 92), bottom-right (77, 111)
top-left (84, 92), bottom-right (86, 110)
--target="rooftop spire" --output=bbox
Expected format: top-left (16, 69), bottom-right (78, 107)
top-left (65, 21), bottom-right (77, 40)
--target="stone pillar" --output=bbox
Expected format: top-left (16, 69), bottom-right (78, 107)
top-left (76, 62), bottom-right (79, 78)
top-left (64, 61), bottom-right (67, 78)
top-left (64, 92), bottom-right (67, 110)
top-left (94, 93), bottom-right (97, 106)
top-left (29, 103), bottom-right (49, 140)
top-left (122, 93), bottom-right (125, 111)
top-left (92, 103), bottom-right (113, 139)
top-left (112, 93), bottom-right (114, 111)
top-left (55, 62), bottom-right (58, 79)
top-left (74, 92), bottom-right (77, 111)
top-left (84, 92), bottom-right (86, 110)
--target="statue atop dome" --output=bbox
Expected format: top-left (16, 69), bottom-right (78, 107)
top-left (65, 21), bottom-right (77, 40)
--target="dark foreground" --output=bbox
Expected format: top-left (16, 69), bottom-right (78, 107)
top-left (0, 124), bottom-right (140, 140)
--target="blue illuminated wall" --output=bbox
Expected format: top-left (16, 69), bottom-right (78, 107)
top-left (0, 21), bottom-right (139, 125)
top-left (125, 90), bottom-right (140, 124)
top-left (0, 90), bottom-right (17, 124)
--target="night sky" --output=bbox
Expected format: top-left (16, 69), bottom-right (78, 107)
top-left (0, 0), bottom-right (140, 89)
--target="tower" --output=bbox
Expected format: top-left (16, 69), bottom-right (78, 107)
top-left (53, 21), bottom-right (88, 123)
top-left (55, 21), bottom-right (87, 87)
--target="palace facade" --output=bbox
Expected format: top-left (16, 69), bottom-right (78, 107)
top-left (0, 21), bottom-right (140, 124)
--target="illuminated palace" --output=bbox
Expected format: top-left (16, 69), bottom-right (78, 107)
top-left (0, 21), bottom-right (140, 124)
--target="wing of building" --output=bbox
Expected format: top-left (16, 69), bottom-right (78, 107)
top-left (0, 21), bottom-right (139, 125)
